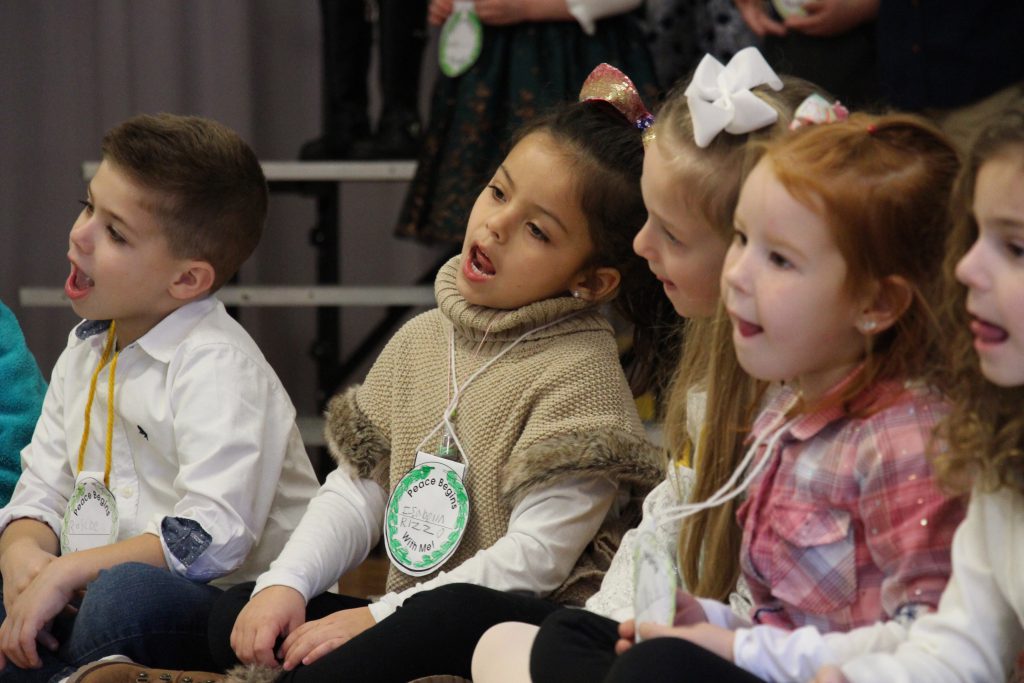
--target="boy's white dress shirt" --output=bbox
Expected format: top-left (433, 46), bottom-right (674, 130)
top-left (0, 296), bottom-right (319, 585)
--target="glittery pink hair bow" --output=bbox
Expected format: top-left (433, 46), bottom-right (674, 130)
top-left (579, 63), bottom-right (655, 132)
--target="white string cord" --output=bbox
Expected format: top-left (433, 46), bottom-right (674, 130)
top-left (413, 312), bottom-right (581, 472)
top-left (657, 393), bottom-right (801, 524)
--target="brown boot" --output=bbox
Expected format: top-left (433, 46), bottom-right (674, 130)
top-left (68, 660), bottom-right (225, 683)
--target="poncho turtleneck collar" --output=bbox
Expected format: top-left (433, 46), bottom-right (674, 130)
top-left (434, 256), bottom-right (609, 349)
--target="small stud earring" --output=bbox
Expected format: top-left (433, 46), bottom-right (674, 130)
top-left (859, 319), bottom-right (877, 333)
top-left (572, 290), bottom-right (581, 299)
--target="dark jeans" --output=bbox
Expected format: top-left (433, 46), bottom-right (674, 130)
top-left (530, 607), bottom-right (767, 683)
top-left (209, 582), bottom-right (560, 682)
top-left (0, 562), bottom-right (222, 683)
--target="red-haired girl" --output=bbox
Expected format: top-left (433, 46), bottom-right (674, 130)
top-left (602, 113), bottom-right (967, 682)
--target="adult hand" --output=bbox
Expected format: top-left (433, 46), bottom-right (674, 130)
top-left (785, 0), bottom-right (878, 36)
top-left (733, 0), bottom-right (787, 36)
top-left (0, 557), bottom-right (75, 669)
top-left (472, 0), bottom-right (530, 25)
top-left (428, 0), bottom-right (454, 26)
top-left (230, 585), bottom-right (306, 667)
top-left (813, 665), bottom-right (851, 683)
top-left (279, 606), bottom-right (376, 670)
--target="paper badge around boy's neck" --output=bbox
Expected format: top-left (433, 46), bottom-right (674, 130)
top-left (60, 471), bottom-right (119, 554)
top-left (384, 431), bottom-right (470, 576)
top-left (632, 529), bottom-right (677, 641)
top-left (439, 1), bottom-right (482, 78)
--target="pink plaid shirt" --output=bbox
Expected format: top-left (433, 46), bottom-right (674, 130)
top-left (736, 378), bottom-right (966, 633)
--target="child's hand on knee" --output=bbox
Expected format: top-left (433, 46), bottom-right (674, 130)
top-left (616, 591), bottom-right (707, 656)
top-left (615, 618), bottom-right (637, 654)
top-left (279, 606), bottom-right (376, 670)
top-left (673, 589), bottom-right (708, 626)
top-left (0, 557), bottom-right (73, 669)
top-left (230, 585), bottom-right (306, 667)
top-left (0, 543), bottom-right (56, 611)
top-left (638, 622), bottom-right (736, 661)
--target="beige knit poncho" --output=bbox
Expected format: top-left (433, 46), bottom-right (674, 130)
top-left (325, 257), bottom-right (663, 605)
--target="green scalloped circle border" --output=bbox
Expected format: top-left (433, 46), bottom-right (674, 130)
top-left (385, 463), bottom-right (469, 574)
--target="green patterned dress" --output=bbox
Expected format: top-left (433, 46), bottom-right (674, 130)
top-left (397, 13), bottom-right (658, 244)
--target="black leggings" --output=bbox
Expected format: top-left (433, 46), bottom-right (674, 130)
top-left (530, 608), bottom-right (620, 682)
top-left (208, 582), bottom-right (560, 682)
top-left (605, 638), bottom-right (768, 682)
top-left (530, 607), bottom-right (767, 683)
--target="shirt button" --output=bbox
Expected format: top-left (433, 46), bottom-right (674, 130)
top-left (911, 44), bottom-right (922, 54)
top-left (121, 486), bottom-right (134, 498)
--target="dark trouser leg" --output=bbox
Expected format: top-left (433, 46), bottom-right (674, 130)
top-left (300, 0), bottom-right (372, 159)
top-left (366, 0), bottom-right (428, 158)
top-left (530, 608), bottom-right (620, 683)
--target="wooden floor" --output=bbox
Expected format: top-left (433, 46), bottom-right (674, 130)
top-left (337, 545), bottom-right (389, 599)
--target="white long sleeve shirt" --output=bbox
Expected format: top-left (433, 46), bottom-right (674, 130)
top-left (0, 297), bottom-right (319, 585)
top-left (840, 487), bottom-right (1024, 683)
top-left (253, 466), bottom-right (616, 622)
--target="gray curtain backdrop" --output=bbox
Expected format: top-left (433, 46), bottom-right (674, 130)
top-left (1, 1), bottom-right (446, 421)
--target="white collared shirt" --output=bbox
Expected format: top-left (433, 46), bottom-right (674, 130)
top-left (0, 297), bottom-right (319, 586)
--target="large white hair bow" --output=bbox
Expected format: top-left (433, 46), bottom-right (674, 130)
top-left (684, 47), bottom-right (784, 148)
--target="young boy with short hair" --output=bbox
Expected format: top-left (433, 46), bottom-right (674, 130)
top-left (0, 114), bottom-right (319, 680)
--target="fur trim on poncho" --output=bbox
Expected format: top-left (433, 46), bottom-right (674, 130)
top-left (223, 664), bottom-right (281, 683)
top-left (324, 385), bottom-right (390, 487)
top-left (501, 427), bottom-right (664, 508)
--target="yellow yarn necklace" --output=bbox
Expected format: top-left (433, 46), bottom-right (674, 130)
top-left (76, 322), bottom-right (119, 487)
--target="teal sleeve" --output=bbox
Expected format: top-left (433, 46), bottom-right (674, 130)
top-left (0, 301), bottom-right (47, 505)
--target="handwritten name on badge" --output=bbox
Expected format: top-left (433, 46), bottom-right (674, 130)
top-left (61, 473), bottom-right (119, 553)
top-left (385, 455), bottom-right (470, 576)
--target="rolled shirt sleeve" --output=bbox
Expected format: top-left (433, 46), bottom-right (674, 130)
top-left (143, 342), bottom-right (303, 582)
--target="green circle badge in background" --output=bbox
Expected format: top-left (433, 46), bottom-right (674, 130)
top-left (439, 2), bottom-right (483, 78)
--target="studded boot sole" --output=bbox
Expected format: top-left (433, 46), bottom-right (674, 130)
top-left (67, 660), bottom-right (226, 683)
